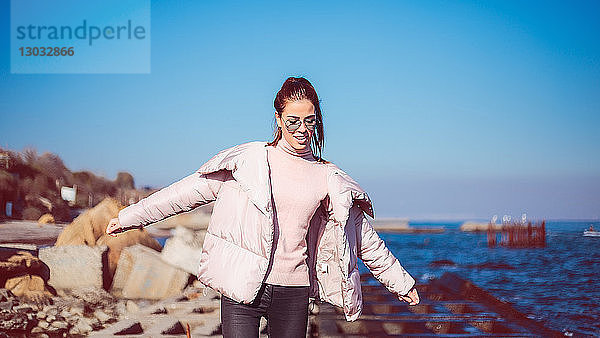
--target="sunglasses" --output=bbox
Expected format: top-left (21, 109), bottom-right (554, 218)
top-left (283, 115), bottom-right (317, 133)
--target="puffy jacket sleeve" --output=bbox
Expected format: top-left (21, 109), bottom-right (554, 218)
top-left (356, 210), bottom-right (416, 297)
top-left (117, 169), bottom-right (231, 229)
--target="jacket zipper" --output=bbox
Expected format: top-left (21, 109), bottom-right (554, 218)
top-left (251, 148), bottom-right (276, 302)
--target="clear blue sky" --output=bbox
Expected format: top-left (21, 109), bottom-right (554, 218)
top-left (1, 1), bottom-right (599, 220)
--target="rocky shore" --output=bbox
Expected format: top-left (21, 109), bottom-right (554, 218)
top-left (0, 279), bottom-right (222, 337)
top-left (0, 197), bottom-right (219, 337)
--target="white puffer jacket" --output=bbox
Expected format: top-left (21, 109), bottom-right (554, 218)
top-left (118, 141), bottom-right (415, 321)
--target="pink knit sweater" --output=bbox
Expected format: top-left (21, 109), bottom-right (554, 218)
top-left (119, 137), bottom-right (328, 287)
top-left (263, 137), bottom-right (328, 286)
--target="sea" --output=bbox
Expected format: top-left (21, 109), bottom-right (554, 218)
top-left (25, 220), bottom-right (596, 335)
top-left (354, 220), bottom-right (599, 336)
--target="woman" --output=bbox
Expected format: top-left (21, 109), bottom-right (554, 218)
top-left (106, 77), bottom-right (419, 337)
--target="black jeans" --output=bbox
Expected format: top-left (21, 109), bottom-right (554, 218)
top-left (220, 283), bottom-right (309, 338)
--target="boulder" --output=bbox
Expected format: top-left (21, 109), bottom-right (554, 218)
top-left (109, 247), bottom-right (135, 296)
top-left (0, 249), bottom-right (48, 281)
top-left (112, 244), bottom-right (189, 299)
top-left (160, 226), bottom-right (205, 274)
top-left (5, 275), bottom-right (53, 304)
top-left (55, 197), bottom-right (123, 246)
top-left (54, 197), bottom-right (163, 289)
top-left (39, 245), bottom-right (109, 290)
top-left (0, 247), bottom-right (55, 303)
top-left (38, 214), bottom-right (55, 224)
top-left (96, 230), bottom-right (162, 285)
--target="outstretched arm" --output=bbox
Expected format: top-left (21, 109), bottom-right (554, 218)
top-left (355, 210), bottom-right (418, 302)
top-left (116, 169), bottom-right (231, 229)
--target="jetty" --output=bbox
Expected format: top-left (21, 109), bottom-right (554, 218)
top-left (310, 272), bottom-right (563, 337)
top-left (27, 271), bottom-right (562, 337)
top-left (372, 219), bottom-right (445, 234)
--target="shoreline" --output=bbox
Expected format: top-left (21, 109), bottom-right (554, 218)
top-left (0, 220), bottom-right (172, 247)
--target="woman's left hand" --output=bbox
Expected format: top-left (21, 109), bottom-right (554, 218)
top-left (399, 286), bottom-right (420, 305)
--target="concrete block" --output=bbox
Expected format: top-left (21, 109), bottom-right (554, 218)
top-left (117, 244), bottom-right (190, 300)
top-left (160, 227), bottom-right (205, 274)
top-left (110, 247), bottom-right (135, 297)
top-left (39, 245), bottom-right (108, 290)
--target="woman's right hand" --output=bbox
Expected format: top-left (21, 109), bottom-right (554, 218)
top-left (399, 286), bottom-right (420, 306)
top-left (106, 217), bottom-right (124, 237)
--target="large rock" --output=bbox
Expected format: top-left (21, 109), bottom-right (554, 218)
top-left (96, 230), bottom-right (162, 286)
top-left (5, 275), bottom-right (53, 304)
top-left (110, 249), bottom-right (135, 296)
top-left (54, 197), bottom-right (163, 289)
top-left (160, 226), bottom-right (205, 274)
top-left (38, 213), bottom-right (55, 224)
top-left (0, 249), bottom-right (48, 282)
top-left (39, 245), bottom-right (109, 290)
top-left (112, 244), bottom-right (189, 299)
top-left (0, 246), bottom-right (55, 303)
top-left (55, 197), bottom-right (123, 246)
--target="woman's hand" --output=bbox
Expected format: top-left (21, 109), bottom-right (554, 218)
top-left (106, 217), bottom-right (124, 237)
top-left (399, 286), bottom-right (420, 305)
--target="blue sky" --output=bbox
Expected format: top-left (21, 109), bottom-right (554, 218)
top-left (1, 1), bottom-right (598, 220)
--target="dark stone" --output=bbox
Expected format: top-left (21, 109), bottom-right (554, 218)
top-left (466, 262), bottom-right (516, 270)
top-left (161, 321), bottom-right (186, 335)
top-left (0, 248), bottom-right (50, 283)
top-left (0, 302), bottom-right (13, 311)
top-left (430, 259), bottom-right (457, 266)
top-left (151, 307), bottom-right (167, 314)
top-left (83, 302), bottom-right (94, 315)
top-left (114, 321), bottom-right (144, 335)
top-left (12, 304), bottom-right (34, 313)
top-left (0, 288), bottom-right (15, 302)
top-left (70, 286), bottom-right (117, 308)
top-left (0, 309), bottom-right (32, 332)
top-left (192, 306), bottom-right (207, 313)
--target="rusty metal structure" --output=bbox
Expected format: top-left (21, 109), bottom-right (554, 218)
top-left (487, 221), bottom-right (546, 248)
top-left (309, 272), bottom-right (562, 337)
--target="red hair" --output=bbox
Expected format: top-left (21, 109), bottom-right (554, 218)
top-left (266, 77), bottom-right (328, 163)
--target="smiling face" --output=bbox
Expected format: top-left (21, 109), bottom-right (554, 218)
top-left (275, 99), bottom-right (316, 150)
